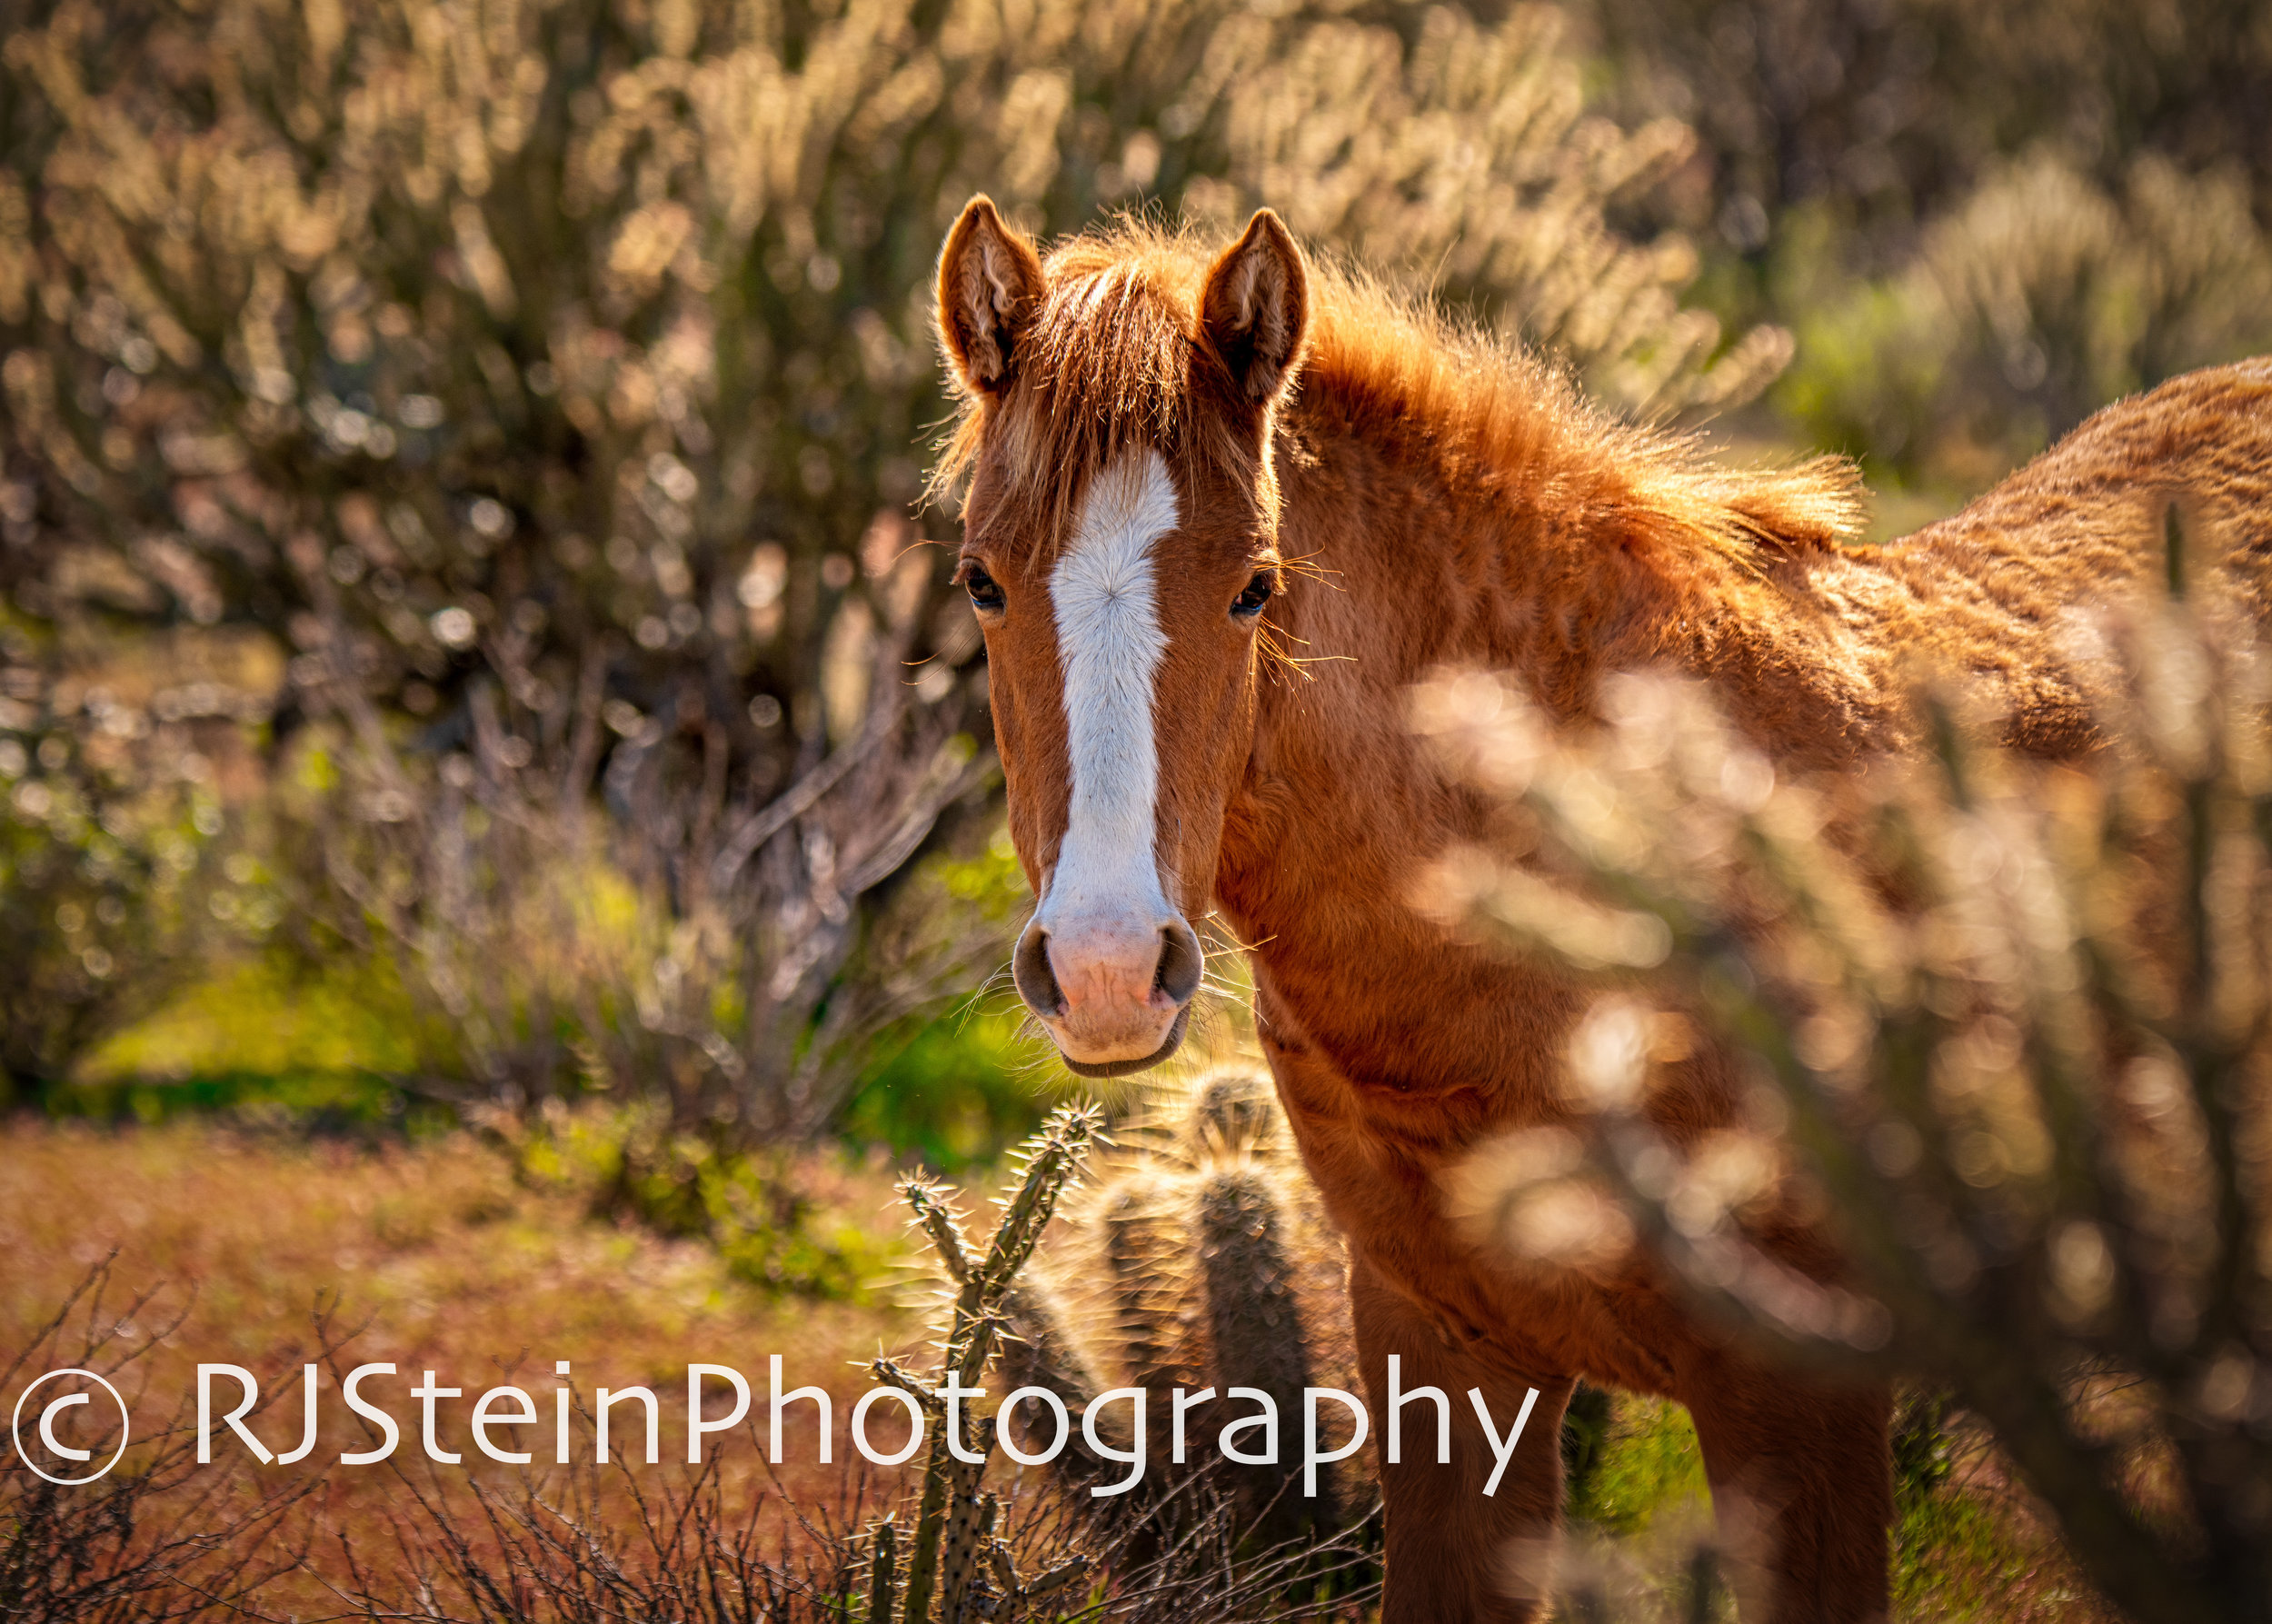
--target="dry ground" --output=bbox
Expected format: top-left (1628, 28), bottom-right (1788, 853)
top-left (2, 1116), bottom-right (2126, 1622)
top-left (1, 1117), bottom-right (923, 1617)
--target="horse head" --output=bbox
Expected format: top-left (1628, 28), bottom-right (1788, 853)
top-left (933, 197), bottom-right (1309, 1076)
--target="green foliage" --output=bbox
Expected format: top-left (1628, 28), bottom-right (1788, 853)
top-left (838, 1010), bottom-right (1049, 1171)
top-left (1893, 1490), bottom-right (2015, 1619)
top-left (1773, 153), bottom-right (2272, 484)
top-left (0, 781), bottom-right (209, 1091)
top-left (1560, 1380), bottom-right (1618, 1514)
top-left (70, 817), bottom-right (1051, 1159)
top-left (1573, 0), bottom-right (2272, 488)
top-left (1880, 1400), bottom-right (2114, 1620)
top-left (76, 951), bottom-right (442, 1082)
top-left (36, 1069), bottom-right (453, 1139)
top-left (0, 619), bottom-right (249, 1092)
top-left (1894, 1388), bottom-right (1957, 1511)
top-left (760, 818), bottom-right (1046, 1165)
top-left (1566, 1394), bottom-right (1711, 1538)
top-left (513, 1102), bottom-right (902, 1298)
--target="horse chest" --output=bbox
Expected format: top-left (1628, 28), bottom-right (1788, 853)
top-left (1252, 975), bottom-right (1690, 1389)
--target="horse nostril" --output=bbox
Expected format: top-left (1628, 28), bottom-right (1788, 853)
top-left (1154, 920), bottom-right (1203, 1006)
top-left (1012, 922), bottom-right (1066, 1018)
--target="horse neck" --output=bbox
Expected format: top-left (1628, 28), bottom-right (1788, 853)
top-left (1217, 391), bottom-right (1890, 966)
top-left (1252, 392), bottom-right (1875, 735)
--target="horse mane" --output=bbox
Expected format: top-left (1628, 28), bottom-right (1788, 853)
top-left (933, 217), bottom-right (1866, 565)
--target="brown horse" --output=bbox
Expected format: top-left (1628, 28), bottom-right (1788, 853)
top-left (929, 194), bottom-right (2272, 1620)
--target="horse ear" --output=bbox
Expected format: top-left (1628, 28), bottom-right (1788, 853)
top-left (1200, 209), bottom-right (1310, 405)
top-left (936, 195), bottom-right (1046, 397)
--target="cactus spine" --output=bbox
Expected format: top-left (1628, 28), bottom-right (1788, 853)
top-left (867, 1104), bottom-right (1100, 1624)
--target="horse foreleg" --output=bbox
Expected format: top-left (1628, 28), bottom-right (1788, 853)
top-left (1680, 1356), bottom-right (1893, 1624)
top-left (1350, 1254), bottom-right (1575, 1623)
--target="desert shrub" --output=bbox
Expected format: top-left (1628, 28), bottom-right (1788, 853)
top-left (0, 1261), bottom-right (316, 1623)
top-left (0, 617), bottom-right (266, 1096)
top-left (68, 947), bottom-right (448, 1088)
top-left (509, 1098), bottom-right (904, 1297)
top-left (1572, 0), bottom-right (2272, 250)
top-left (1777, 150), bottom-right (2272, 484)
top-left (1415, 515), bottom-right (2272, 1624)
top-left (219, 710), bottom-right (1022, 1130)
top-left (0, 760), bottom-right (208, 1096)
top-left (1567, 0), bottom-right (2272, 485)
top-left (35, 1067), bottom-right (453, 1138)
top-left (0, 0), bottom-right (1783, 1128)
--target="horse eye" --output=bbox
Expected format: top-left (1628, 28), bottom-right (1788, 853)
top-left (1231, 572), bottom-right (1275, 618)
top-left (963, 564), bottom-right (1004, 613)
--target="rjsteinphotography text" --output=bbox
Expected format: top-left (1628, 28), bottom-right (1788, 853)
top-left (154, 1356), bottom-right (1544, 1499)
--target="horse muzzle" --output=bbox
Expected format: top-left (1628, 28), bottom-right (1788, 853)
top-left (1013, 912), bottom-right (1202, 1076)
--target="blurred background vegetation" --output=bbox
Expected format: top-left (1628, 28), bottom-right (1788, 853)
top-left (5, 0), bottom-right (2266, 1147)
top-left (1, 3), bottom-right (2267, 1615)
top-left (0, 0), bottom-right (1798, 1151)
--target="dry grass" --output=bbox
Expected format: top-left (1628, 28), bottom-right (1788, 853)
top-left (0, 1118), bottom-right (919, 1617)
top-left (0, 1111), bottom-right (2147, 1621)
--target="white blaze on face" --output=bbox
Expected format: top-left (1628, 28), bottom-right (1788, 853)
top-left (1041, 448), bottom-right (1179, 932)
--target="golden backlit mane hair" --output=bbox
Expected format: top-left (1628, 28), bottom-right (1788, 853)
top-left (933, 218), bottom-right (1866, 563)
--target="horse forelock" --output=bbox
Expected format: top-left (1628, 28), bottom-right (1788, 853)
top-left (934, 233), bottom-right (1267, 560)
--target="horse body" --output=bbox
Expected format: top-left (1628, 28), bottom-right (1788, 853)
top-left (1222, 332), bottom-right (2269, 1624)
top-left (930, 194), bottom-right (2272, 1621)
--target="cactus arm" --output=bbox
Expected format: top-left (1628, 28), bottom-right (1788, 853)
top-left (903, 1179), bottom-right (974, 1283)
top-left (906, 1248), bottom-right (993, 1619)
top-left (866, 1517), bottom-right (901, 1624)
top-left (978, 1108), bottom-right (1098, 1292)
top-left (1021, 1552), bottom-right (1091, 1599)
top-left (899, 1104), bottom-right (1101, 1624)
top-left (938, 1486), bottom-right (998, 1624)
top-left (872, 1356), bottom-right (945, 1411)
top-left (902, 1439), bottom-right (953, 1624)
top-left (1196, 1165), bottom-right (1329, 1543)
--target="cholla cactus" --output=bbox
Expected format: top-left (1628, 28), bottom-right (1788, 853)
top-left (1098, 1172), bottom-right (1190, 1399)
top-left (1414, 512), bottom-right (2272, 1624)
top-left (871, 1103), bottom-right (1099, 1624)
top-left (1192, 1161), bottom-right (1338, 1545)
top-left (1004, 1061), bottom-right (1370, 1552)
top-left (865, 1515), bottom-right (901, 1624)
